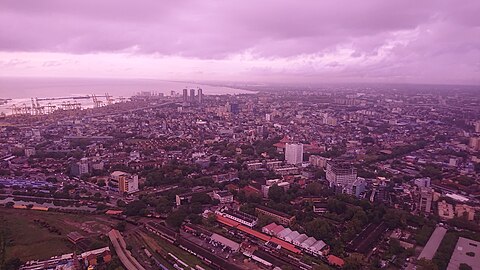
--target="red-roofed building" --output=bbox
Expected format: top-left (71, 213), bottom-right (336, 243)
top-left (216, 215), bottom-right (301, 254)
top-left (327, 255), bottom-right (345, 267)
top-left (105, 210), bottom-right (123, 215)
top-left (243, 185), bottom-right (262, 197)
top-left (216, 214), bottom-right (240, 227)
top-left (269, 237), bottom-right (301, 254)
top-left (273, 137), bottom-right (291, 153)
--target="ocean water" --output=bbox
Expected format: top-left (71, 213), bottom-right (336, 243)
top-left (0, 77), bottom-right (254, 115)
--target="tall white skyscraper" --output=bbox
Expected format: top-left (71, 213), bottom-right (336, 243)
top-left (285, 143), bottom-right (303, 165)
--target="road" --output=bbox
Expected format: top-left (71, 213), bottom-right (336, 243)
top-left (108, 229), bottom-right (146, 270)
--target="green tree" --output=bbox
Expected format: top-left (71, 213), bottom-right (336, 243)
top-left (124, 200), bottom-right (147, 216)
top-left (166, 208), bottom-right (188, 229)
top-left (343, 254), bottom-right (364, 270)
top-left (305, 182), bottom-right (323, 195)
top-left (305, 218), bottom-right (333, 241)
top-left (415, 225), bottom-right (434, 246)
top-left (417, 259), bottom-right (439, 270)
top-left (268, 184), bottom-right (285, 203)
top-left (388, 239), bottom-right (404, 255)
top-left (205, 213), bottom-right (217, 227)
top-left (190, 193), bottom-right (212, 205)
top-left (155, 197), bottom-right (172, 213)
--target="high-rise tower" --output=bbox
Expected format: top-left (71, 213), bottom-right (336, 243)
top-left (198, 88), bottom-right (203, 104)
top-left (285, 143), bottom-right (304, 165)
top-left (183, 88), bottom-right (188, 103)
top-left (190, 88), bottom-right (195, 102)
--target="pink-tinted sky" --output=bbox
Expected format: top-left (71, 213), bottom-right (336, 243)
top-left (1, 0), bottom-right (479, 85)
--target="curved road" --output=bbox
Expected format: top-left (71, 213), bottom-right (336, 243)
top-left (108, 229), bottom-right (146, 270)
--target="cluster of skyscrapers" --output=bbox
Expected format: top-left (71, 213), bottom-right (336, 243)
top-left (183, 88), bottom-right (203, 104)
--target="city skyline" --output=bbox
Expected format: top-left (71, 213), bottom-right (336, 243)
top-left (1, 0), bottom-right (480, 86)
top-left (0, 2), bottom-right (480, 269)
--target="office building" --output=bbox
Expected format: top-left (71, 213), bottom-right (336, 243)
top-left (229, 103), bottom-right (240, 114)
top-left (70, 158), bottom-right (89, 177)
top-left (469, 137), bottom-right (480, 150)
top-left (24, 147), bottom-right (36, 157)
top-left (419, 187), bottom-right (434, 213)
top-left (326, 160), bottom-right (357, 188)
top-left (197, 88), bottom-right (203, 104)
top-left (265, 113), bottom-right (272, 121)
top-left (285, 143), bottom-right (304, 165)
top-left (438, 200), bottom-right (454, 219)
top-left (183, 88), bottom-right (188, 103)
top-left (309, 155), bottom-right (330, 168)
top-left (369, 181), bottom-right (389, 202)
top-left (213, 190), bottom-right (234, 204)
top-left (455, 204), bottom-right (475, 221)
top-left (348, 177), bottom-right (366, 198)
top-left (190, 88), bottom-right (196, 102)
top-left (414, 177), bottom-right (431, 188)
top-left (109, 171), bottom-right (139, 194)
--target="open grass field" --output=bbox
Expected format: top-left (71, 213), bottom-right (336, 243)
top-left (0, 208), bottom-right (113, 261)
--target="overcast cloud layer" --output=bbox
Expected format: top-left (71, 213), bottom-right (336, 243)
top-left (1, 0), bottom-right (479, 85)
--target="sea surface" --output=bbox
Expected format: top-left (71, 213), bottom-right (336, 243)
top-left (0, 77), bottom-right (254, 115)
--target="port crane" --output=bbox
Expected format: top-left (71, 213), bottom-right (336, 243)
top-left (8, 93), bottom-right (115, 116)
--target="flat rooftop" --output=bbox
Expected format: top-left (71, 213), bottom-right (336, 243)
top-left (417, 226), bottom-right (447, 260)
top-left (447, 237), bottom-right (480, 270)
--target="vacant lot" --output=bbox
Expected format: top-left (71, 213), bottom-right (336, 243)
top-left (0, 208), bottom-right (113, 261)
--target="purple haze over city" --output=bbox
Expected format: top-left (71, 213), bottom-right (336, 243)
top-left (0, 0), bottom-right (479, 86)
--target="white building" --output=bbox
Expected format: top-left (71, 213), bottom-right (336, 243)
top-left (261, 180), bottom-right (290, 198)
top-left (110, 171), bottom-right (139, 194)
top-left (293, 234), bottom-right (308, 246)
top-left (24, 147), bottom-right (36, 157)
top-left (419, 187), bottom-right (434, 213)
top-left (285, 143), bottom-right (303, 165)
top-left (213, 190), bottom-right (234, 204)
top-left (309, 240), bottom-right (327, 255)
top-left (216, 207), bottom-right (258, 228)
top-left (71, 158), bottom-right (89, 177)
top-left (309, 155), bottom-right (330, 168)
top-left (301, 237), bottom-right (317, 249)
top-left (277, 228), bottom-right (293, 239)
top-left (346, 177), bottom-right (366, 197)
top-left (326, 160), bottom-right (357, 188)
top-left (414, 177), bottom-right (431, 188)
top-left (284, 231), bottom-right (300, 243)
